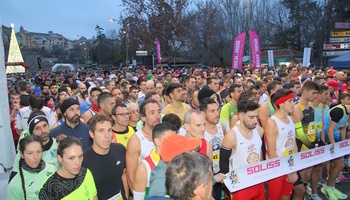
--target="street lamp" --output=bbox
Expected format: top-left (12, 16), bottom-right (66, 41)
top-left (110, 18), bottom-right (128, 65)
top-left (123, 31), bottom-right (128, 65)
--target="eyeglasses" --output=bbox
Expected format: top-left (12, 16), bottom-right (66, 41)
top-left (115, 113), bottom-right (130, 117)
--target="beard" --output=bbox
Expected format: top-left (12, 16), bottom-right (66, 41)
top-left (66, 115), bottom-right (80, 124)
top-left (243, 119), bottom-right (257, 130)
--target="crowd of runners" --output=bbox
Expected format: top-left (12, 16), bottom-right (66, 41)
top-left (5, 65), bottom-right (350, 200)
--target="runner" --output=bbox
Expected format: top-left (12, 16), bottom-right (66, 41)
top-left (111, 103), bottom-right (135, 148)
top-left (7, 136), bottom-right (56, 200)
top-left (51, 98), bottom-right (91, 150)
top-left (127, 102), bottom-right (139, 132)
top-left (83, 114), bottom-right (128, 200)
top-left (162, 83), bottom-right (190, 124)
top-left (265, 89), bottom-right (298, 200)
top-left (220, 84), bottom-right (243, 132)
top-left (200, 98), bottom-right (226, 199)
top-left (292, 80), bottom-right (320, 199)
top-left (133, 122), bottom-right (177, 200)
top-left (183, 109), bottom-right (213, 159)
top-left (322, 92), bottom-right (350, 200)
top-left (220, 98), bottom-right (264, 199)
top-left (126, 98), bottom-right (160, 191)
top-left (10, 111), bottom-right (59, 182)
top-left (258, 81), bottom-right (283, 130)
top-left (39, 137), bottom-right (97, 200)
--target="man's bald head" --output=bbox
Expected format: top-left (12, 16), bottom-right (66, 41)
top-left (145, 80), bottom-right (155, 94)
top-left (78, 83), bottom-right (87, 93)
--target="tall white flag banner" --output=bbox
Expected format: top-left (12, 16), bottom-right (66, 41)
top-left (0, 18), bottom-right (16, 172)
top-left (302, 47), bottom-right (311, 67)
top-left (268, 50), bottom-right (274, 67)
top-left (224, 139), bottom-right (350, 192)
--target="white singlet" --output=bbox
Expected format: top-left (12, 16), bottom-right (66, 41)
top-left (135, 130), bottom-right (155, 161)
top-left (204, 123), bottom-right (224, 174)
top-left (269, 116), bottom-right (295, 158)
top-left (229, 126), bottom-right (262, 171)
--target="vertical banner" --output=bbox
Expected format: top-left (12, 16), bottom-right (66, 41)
top-left (302, 47), bottom-right (311, 67)
top-left (232, 32), bottom-right (246, 70)
top-left (249, 30), bottom-right (262, 70)
top-left (156, 38), bottom-right (162, 64)
top-left (268, 50), bottom-right (274, 67)
top-left (0, 18), bottom-right (16, 172)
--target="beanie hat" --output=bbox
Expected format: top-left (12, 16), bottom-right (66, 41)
top-left (198, 87), bottom-right (216, 103)
top-left (147, 73), bottom-right (154, 80)
top-left (60, 98), bottom-right (79, 115)
top-left (27, 111), bottom-right (48, 135)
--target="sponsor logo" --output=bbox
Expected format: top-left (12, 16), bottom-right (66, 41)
top-left (247, 144), bottom-right (255, 151)
top-left (300, 148), bottom-right (325, 160)
top-left (330, 144), bottom-right (335, 154)
top-left (288, 155), bottom-right (294, 167)
top-left (288, 130), bottom-right (293, 136)
top-left (247, 160), bottom-right (280, 175)
top-left (339, 141), bottom-right (350, 148)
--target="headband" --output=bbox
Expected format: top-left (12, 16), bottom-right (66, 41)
top-left (274, 92), bottom-right (294, 107)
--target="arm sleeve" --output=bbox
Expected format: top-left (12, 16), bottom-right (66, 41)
top-left (219, 146), bottom-right (232, 174)
top-left (330, 107), bottom-right (344, 123)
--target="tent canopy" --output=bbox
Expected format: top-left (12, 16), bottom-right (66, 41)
top-left (328, 53), bottom-right (350, 69)
top-left (52, 63), bottom-right (74, 72)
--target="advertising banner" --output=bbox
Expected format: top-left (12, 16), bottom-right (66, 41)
top-left (224, 139), bottom-right (350, 192)
top-left (268, 50), bottom-right (274, 67)
top-left (156, 38), bottom-right (161, 64)
top-left (249, 30), bottom-right (261, 69)
top-left (330, 37), bottom-right (350, 43)
top-left (232, 32), bottom-right (246, 70)
top-left (335, 22), bottom-right (350, 29)
top-left (331, 31), bottom-right (350, 37)
top-left (323, 51), bottom-right (350, 57)
top-left (323, 43), bottom-right (350, 50)
top-left (302, 47), bottom-right (311, 67)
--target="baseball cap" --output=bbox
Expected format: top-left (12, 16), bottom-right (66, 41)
top-left (327, 69), bottom-right (337, 77)
top-left (160, 135), bottom-right (201, 162)
top-left (327, 79), bottom-right (340, 91)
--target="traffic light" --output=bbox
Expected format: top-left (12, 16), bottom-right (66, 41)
top-left (37, 57), bottom-right (42, 70)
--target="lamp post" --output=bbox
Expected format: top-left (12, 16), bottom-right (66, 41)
top-left (110, 18), bottom-right (128, 65)
top-left (123, 31), bottom-right (128, 65)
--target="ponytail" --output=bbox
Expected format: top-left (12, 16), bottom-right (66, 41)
top-left (19, 159), bottom-right (27, 200)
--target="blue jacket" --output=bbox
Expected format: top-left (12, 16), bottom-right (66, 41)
top-left (50, 121), bottom-right (92, 150)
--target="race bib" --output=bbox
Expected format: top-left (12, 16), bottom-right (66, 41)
top-left (212, 150), bottom-right (220, 174)
top-left (107, 191), bottom-right (123, 200)
top-left (307, 122), bottom-right (316, 136)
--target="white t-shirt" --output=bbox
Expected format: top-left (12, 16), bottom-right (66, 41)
top-left (15, 106), bottom-right (56, 130)
top-left (259, 93), bottom-right (268, 105)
